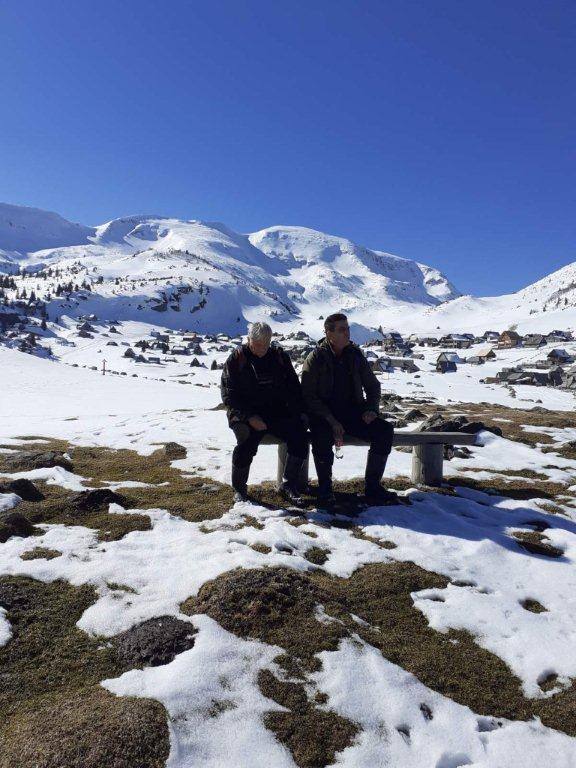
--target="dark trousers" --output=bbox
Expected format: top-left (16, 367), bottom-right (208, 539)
top-left (310, 410), bottom-right (394, 466)
top-left (232, 416), bottom-right (309, 469)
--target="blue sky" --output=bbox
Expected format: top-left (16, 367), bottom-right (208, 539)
top-left (0, 0), bottom-right (573, 295)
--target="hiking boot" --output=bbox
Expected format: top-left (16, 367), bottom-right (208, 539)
top-left (317, 489), bottom-right (337, 508)
top-left (364, 451), bottom-right (397, 504)
top-left (280, 454), bottom-right (305, 506)
top-left (364, 486), bottom-right (400, 506)
top-left (232, 464), bottom-right (250, 503)
top-left (314, 459), bottom-right (334, 506)
top-left (280, 484), bottom-right (304, 506)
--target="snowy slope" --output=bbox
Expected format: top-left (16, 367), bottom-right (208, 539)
top-left (406, 262), bottom-right (576, 335)
top-left (0, 202), bottom-right (93, 258)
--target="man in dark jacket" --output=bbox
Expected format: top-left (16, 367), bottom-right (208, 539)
top-left (221, 321), bottom-right (308, 504)
top-left (301, 313), bottom-right (394, 505)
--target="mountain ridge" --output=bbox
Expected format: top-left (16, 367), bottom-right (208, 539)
top-left (1, 202), bottom-right (574, 335)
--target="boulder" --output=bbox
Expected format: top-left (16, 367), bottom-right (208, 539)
top-left (420, 414), bottom-right (502, 437)
top-left (0, 512), bottom-right (36, 543)
top-left (0, 479), bottom-right (44, 501)
top-left (3, 450), bottom-right (73, 472)
top-left (163, 442), bottom-right (187, 460)
top-left (68, 488), bottom-right (131, 514)
top-left (113, 616), bottom-right (196, 667)
top-left (404, 408), bottom-right (427, 422)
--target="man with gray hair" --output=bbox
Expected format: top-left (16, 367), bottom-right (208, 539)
top-left (221, 322), bottom-right (309, 504)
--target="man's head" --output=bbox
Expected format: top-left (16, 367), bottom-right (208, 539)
top-left (324, 313), bottom-right (350, 353)
top-left (247, 321), bottom-right (272, 358)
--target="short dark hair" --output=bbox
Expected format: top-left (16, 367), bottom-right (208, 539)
top-left (324, 313), bottom-right (348, 332)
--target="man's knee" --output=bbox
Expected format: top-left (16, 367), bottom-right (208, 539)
top-left (231, 423), bottom-right (261, 466)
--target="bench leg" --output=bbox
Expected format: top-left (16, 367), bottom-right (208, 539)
top-left (411, 444), bottom-right (443, 486)
top-left (277, 443), bottom-right (310, 493)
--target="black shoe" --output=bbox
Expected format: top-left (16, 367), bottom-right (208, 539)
top-left (364, 486), bottom-right (400, 506)
top-left (233, 489), bottom-right (250, 504)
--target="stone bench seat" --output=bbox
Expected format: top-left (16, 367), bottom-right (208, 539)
top-left (261, 430), bottom-right (478, 488)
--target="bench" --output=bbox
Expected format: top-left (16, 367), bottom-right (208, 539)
top-left (261, 431), bottom-right (478, 489)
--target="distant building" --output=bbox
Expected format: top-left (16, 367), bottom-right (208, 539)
top-left (498, 330), bottom-right (522, 348)
top-left (523, 334), bottom-right (547, 348)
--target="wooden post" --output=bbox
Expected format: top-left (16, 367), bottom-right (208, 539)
top-left (411, 443), bottom-right (444, 486)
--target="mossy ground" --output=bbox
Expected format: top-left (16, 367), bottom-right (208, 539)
top-left (412, 401), bottom-right (576, 449)
top-left (0, 576), bottom-right (169, 768)
top-left (182, 563), bottom-right (576, 766)
top-left (2, 434), bottom-right (576, 766)
top-left (0, 438), bottom-right (236, 541)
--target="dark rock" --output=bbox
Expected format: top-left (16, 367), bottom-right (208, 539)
top-left (0, 579), bottom-right (31, 610)
top-left (420, 414), bottom-right (502, 437)
top-left (163, 442), bottom-right (187, 459)
top-left (68, 488), bottom-right (131, 514)
top-left (404, 408), bottom-right (427, 422)
top-left (113, 616), bottom-right (196, 667)
top-left (0, 512), bottom-right (36, 543)
top-left (0, 479), bottom-right (44, 501)
top-left (3, 450), bottom-right (73, 472)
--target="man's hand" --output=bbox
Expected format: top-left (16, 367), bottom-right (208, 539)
top-left (331, 420), bottom-right (345, 443)
top-left (362, 411), bottom-right (377, 425)
top-left (248, 415), bottom-right (267, 431)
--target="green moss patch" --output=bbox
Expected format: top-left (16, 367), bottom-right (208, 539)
top-left (20, 547), bottom-right (61, 561)
top-left (185, 564), bottom-right (576, 742)
top-left (0, 576), bottom-right (170, 767)
top-left (304, 547), bottom-right (330, 566)
top-left (15, 483), bottom-right (151, 542)
top-left (259, 669), bottom-right (358, 768)
top-left (512, 531), bottom-right (564, 558)
top-left (520, 598), bottom-right (547, 613)
top-left (0, 687), bottom-right (168, 768)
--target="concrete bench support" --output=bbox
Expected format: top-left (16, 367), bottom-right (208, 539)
top-left (263, 430), bottom-right (477, 489)
top-left (411, 443), bottom-right (444, 486)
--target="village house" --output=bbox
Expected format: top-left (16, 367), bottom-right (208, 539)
top-left (523, 333), bottom-right (547, 348)
top-left (497, 330), bottom-right (522, 348)
top-left (439, 334), bottom-right (472, 349)
top-left (389, 357), bottom-right (420, 373)
top-left (547, 348), bottom-right (574, 365)
top-left (436, 352), bottom-right (459, 373)
top-left (482, 331), bottom-right (500, 342)
top-left (546, 330), bottom-right (572, 343)
top-left (475, 346), bottom-right (497, 362)
top-left (416, 336), bottom-right (439, 347)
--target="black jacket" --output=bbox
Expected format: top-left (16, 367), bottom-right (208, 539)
top-left (220, 344), bottom-right (306, 426)
top-left (301, 338), bottom-right (380, 424)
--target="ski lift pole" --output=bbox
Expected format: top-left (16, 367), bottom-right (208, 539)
top-left (102, 359), bottom-right (107, 376)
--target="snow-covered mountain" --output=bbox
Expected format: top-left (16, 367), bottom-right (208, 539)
top-left (0, 203), bottom-right (92, 267)
top-left (2, 202), bottom-right (575, 336)
top-left (405, 261), bottom-right (576, 335)
top-left (0, 203), bottom-right (460, 337)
